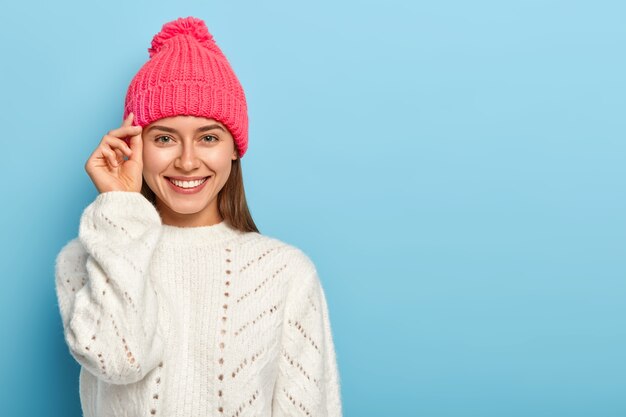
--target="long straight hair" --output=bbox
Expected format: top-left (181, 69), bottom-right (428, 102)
top-left (140, 157), bottom-right (260, 233)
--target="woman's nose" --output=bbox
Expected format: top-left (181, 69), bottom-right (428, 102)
top-left (174, 146), bottom-right (200, 171)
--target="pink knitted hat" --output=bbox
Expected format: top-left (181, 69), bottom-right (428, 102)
top-left (123, 16), bottom-right (248, 158)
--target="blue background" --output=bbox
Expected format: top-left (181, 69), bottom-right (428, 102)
top-left (1, 0), bottom-right (624, 416)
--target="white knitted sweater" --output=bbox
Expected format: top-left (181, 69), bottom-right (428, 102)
top-left (54, 191), bottom-right (342, 417)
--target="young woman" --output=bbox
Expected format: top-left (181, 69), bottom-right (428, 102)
top-left (54, 16), bottom-right (342, 417)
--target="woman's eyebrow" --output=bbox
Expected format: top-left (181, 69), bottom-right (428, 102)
top-left (146, 124), bottom-right (226, 134)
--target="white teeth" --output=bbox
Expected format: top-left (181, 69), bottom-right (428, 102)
top-left (168, 177), bottom-right (208, 188)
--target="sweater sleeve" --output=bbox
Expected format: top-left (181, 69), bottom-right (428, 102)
top-left (272, 257), bottom-right (343, 417)
top-left (54, 191), bottom-right (166, 385)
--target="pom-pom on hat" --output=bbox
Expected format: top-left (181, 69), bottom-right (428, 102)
top-left (123, 16), bottom-right (248, 158)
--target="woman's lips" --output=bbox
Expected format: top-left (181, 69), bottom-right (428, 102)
top-left (165, 176), bottom-right (210, 194)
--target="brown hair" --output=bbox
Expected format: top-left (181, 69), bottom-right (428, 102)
top-left (140, 157), bottom-right (260, 233)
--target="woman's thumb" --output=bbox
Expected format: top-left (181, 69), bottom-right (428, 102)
top-left (129, 129), bottom-right (143, 162)
top-left (122, 111), bottom-right (134, 127)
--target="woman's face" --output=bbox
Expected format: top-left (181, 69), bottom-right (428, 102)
top-left (141, 115), bottom-right (238, 227)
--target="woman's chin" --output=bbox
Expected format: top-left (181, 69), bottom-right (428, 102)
top-left (165, 200), bottom-right (211, 215)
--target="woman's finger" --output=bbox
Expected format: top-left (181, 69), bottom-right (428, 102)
top-left (103, 135), bottom-right (133, 156)
top-left (100, 147), bottom-right (118, 167)
top-left (106, 124), bottom-right (142, 140)
top-left (123, 112), bottom-right (133, 126)
top-left (113, 148), bottom-right (125, 163)
top-left (122, 111), bottom-right (135, 127)
top-left (127, 127), bottom-right (143, 163)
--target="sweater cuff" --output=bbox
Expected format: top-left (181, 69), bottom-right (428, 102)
top-left (94, 191), bottom-right (161, 222)
top-left (79, 191), bottom-right (162, 246)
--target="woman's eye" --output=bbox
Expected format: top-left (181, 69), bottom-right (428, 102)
top-left (154, 135), bottom-right (216, 144)
top-left (155, 135), bottom-right (172, 144)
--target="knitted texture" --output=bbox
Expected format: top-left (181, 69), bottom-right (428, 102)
top-left (123, 16), bottom-right (249, 157)
top-left (54, 191), bottom-right (342, 416)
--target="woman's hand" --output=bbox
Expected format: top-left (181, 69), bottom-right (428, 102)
top-left (85, 112), bottom-right (144, 193)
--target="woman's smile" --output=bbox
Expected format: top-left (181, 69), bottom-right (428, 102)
top-left (165, 175), bottom-right (212, 194)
